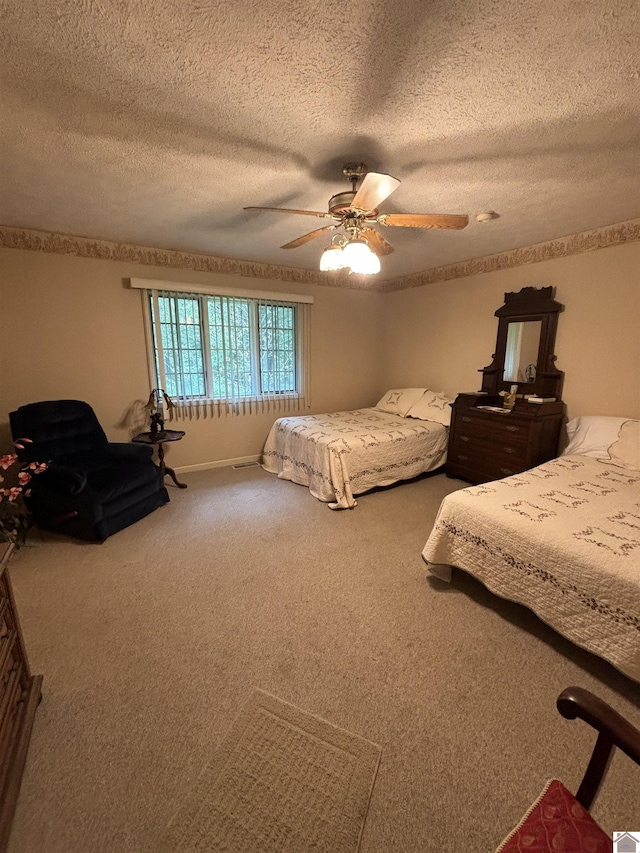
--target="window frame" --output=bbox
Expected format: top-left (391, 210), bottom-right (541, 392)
top-left (135, 279), bottom-right (312, 407)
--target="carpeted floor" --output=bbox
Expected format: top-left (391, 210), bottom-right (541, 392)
top-left (6, 466), bottom-right (640, 852)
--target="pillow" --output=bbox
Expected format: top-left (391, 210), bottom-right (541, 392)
top-left (375, 388), bottom-right (427, 417)
top-left (561, 416), bottom-right (631, 459)
top-left (606, 419), bottom-right (640, 470)
top-left (495, 779), bottom-right (610, 853)
top-left (405, 391), bottom-right (453, 426)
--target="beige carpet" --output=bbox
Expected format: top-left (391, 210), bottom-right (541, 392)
top-left (6, 465), bottom-right (640, 852)
top-left (160, 689), bottom-right (380, 853)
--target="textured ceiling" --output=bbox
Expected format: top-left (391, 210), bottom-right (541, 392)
top-left (2, 0), bottom-right (640, 280)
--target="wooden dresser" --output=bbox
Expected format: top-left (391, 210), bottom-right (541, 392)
top-left (0, 543), bottom-right (42, 853)
top-left (446, 393), bottom-right (565, 484)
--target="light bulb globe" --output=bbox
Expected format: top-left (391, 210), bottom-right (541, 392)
top-left (319, 245), bottom-right (346, 271)
top-left (342, 239), bottom-right (380, 275)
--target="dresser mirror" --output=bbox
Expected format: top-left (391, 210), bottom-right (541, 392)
top-left (480, 286), bottom-right (564, 399)
top-left (502, 319), bottom-right (542, 382)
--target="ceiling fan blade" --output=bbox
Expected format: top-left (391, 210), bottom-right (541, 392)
top-left (351, 172), bottom-right (401, 213)
top-left (378, 213), bottom-right (469, 230)
top-left (361, 228), bottom-right (394, 256)
top-left (244, 206), bottom-right (332, 219)
top-left (280, 225), bottom-right (336, 249)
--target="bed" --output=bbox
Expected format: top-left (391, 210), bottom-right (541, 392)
top-left (262, 388), bottom-right (451, 509)
top-left (421, 417), bottom-right (640, 682)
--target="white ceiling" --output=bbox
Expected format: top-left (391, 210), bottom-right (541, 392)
top-left (2, 0), bottom-right (640, 280)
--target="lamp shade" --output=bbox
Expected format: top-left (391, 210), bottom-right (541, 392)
top-left (341, 239), bottom-right (380, 275)
top-left (319, 244), bottom-right (346, 271)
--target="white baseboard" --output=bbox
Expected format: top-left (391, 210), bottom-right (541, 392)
top-left (174, 454), bottom-right (262, 474)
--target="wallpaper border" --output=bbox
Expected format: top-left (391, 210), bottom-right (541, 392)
top-left (1, 218), bottom-right (639, 293)
top-left (380, 218), bottom-right (640, 292)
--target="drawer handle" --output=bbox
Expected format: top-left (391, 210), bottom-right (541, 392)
top-left (461, 416), bottom-right (472, 423)
top-left (503, 446), bottom-right (516, 454)
top-left (457, 454), bottom-right (468, 461)
top-left (505, 425), bottom-right (520, 432)
top-left (500, 468), bottom-right (515, 475)
top-left (460, 435), bottom-right (470, 442)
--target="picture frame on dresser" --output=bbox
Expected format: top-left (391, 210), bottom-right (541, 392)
top-left (446, 286), bottom-right (565, 484)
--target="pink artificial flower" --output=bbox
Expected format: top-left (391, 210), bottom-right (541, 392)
top-left (18, 471), bottom-right (31, 485)
top-left (13, 438), bottom-right (32, 449)
top-left (6, 487), bottom-right (22, 502)
top-left (0, 454), bottom-right (17, 470)
top-left (31, 462), bottom-right (48, 473)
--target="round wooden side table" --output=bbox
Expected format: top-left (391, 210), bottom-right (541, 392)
top-left (132, 429), bottom-right (188, 489)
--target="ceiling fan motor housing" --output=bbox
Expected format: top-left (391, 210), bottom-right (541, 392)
top-left (328, 191), bottom-right (379, 218)
top-left (328, 191), bottom-right (357, 215)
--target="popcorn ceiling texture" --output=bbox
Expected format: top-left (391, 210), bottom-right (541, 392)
top-left (2, 0), bottom-right (640, 280)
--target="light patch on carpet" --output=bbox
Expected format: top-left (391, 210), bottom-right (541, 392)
top-left (161, 689), bottom-right (382, 852)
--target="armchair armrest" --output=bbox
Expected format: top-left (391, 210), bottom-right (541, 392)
top-left (107, 442), bottom-right (154, 462)
top-left (557, 686), bottom-right (640, 808)
top-left (37, 463), bottom-right (87, 496)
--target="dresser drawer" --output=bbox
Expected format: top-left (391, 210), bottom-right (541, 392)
top-left (454, 414), bottom-right (530, 443)
top-left (0, 543), bottom-right (43, 853)
top-left (0, 660), bottom-right (23, 736)
top-left (447, 447), bottom-right (525, 480)
top-left (451, 433), bottom-right (530, 465)
top-left (0, 664), bottom-right (26, 797)
top-left (0, 629), bottom-right (18, 687)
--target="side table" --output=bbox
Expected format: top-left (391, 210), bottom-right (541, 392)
top-left (132, 429), bottom-right (188, 489)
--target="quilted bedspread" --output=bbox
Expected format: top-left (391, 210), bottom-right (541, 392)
top-left (262, 408), bottom-right (448, 509)
top-left (422, 455), bottom-right (640, 682)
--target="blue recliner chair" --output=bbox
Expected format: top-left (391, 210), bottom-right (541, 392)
top-left (10, 400), bottom-right (170, 541)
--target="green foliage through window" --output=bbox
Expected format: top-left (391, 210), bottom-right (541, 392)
top-left (149, 292), bottom-right (298, 400)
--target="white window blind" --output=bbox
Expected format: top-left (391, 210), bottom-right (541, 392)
top-left (132, 279), bottom-right (312, 417)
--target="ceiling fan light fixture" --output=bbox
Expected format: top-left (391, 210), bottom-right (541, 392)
top-left (247, 161), bottom-right (469, 275)
top-left (319, 243), bottom-right (347, 271)
top-left (341, 239), bottom-right (380, 275)
top-left (360, 250), bottom-right (381, 275)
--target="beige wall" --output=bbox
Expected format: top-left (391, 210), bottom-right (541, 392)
top-left (2, 238), bottom-right (638, 471)
top-left (379, 241), bottom-right (640, 420)
top-left (0, 249), bottom-right (384, 467)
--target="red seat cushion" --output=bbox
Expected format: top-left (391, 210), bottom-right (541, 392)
top-left (496, 779), bottom-right (611, 852)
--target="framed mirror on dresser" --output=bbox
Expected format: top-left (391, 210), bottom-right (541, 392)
top-left (446, 286), bottom-right (566, 484)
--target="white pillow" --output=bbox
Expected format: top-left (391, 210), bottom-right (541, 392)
top-left (375, 388), bottom-right (427, 417)
top-left (562, 416), bottom-right (632, 459)
top-left (406, 391), bottom-right (453, 426)
top-left (606, 420), bottom-right (640, 470)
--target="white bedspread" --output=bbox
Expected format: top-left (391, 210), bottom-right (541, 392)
top-left (262, 408), bottom-right (448, 509)
top-left (422, 455), bottom-right (640, 682)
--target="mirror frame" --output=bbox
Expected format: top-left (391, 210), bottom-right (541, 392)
top-left (480, 286), bottom-right (564, 399)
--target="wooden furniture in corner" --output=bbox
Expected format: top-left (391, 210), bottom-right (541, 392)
top-left (446, 393), bottom-right (564, 484)
top-left (0, 542), bottom-right (42, 853)
top-left (447, 285), bottom-right (566, 484)
top-left (132, 429), bottom-right (188, 489)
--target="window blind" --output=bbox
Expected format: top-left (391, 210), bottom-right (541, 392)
top-left (136, 281), bottom-right (312, 419)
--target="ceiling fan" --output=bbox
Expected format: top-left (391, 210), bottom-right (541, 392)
top-left (244, 162), bottom-right (469, 273)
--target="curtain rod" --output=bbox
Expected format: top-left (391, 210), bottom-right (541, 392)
top-left (129, 277), bottom-right (314, 304)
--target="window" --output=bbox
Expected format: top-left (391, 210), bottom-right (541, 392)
top-left (135, 280), bottom-right (312, 414)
